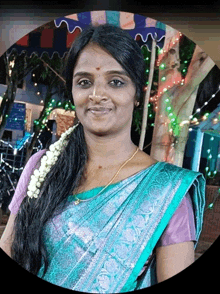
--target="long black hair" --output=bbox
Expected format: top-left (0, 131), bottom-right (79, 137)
top-left (11, 23), bottom-right (147, 276)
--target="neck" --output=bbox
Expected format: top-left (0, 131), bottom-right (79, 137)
top-left (84, 129), bottom-right (137, 167)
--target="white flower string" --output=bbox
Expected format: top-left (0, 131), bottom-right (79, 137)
top-left (27, 123), bottom-right (79, 199)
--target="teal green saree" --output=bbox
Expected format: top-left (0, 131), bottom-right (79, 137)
top-left (37, 161), bottom-right (206, 293)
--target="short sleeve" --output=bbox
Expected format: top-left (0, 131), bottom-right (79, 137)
top-left (8, 149), bottom-right (47, 215)
top-left (156, 191), bottom-right (196, 248)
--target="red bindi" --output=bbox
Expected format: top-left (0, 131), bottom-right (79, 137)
top-left (96, 67), bottom-right (100, 70)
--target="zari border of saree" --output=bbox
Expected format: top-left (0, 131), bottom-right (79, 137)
top-left (120, 165), bottom-right (206, 293)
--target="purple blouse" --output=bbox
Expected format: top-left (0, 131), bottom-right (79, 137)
top-left (8, 149), bottom-right (196, 247)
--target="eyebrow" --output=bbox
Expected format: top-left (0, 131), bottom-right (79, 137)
top-left (73, 70), bottom-right (130, 78)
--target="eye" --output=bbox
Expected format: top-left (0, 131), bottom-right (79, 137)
top-left (109, 79), bottom-right (125, 87)
top-left (77, 79), bottom-right (92, 88)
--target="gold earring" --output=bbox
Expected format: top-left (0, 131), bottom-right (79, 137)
top-left (135, 101), bottom-right (140, 107)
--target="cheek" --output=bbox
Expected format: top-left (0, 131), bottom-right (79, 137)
top-left (116, 91), bottom-right (136, 109)
top-left (72, 90), bottom-right (87, 108)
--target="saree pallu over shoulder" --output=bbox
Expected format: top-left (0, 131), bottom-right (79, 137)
top-left (37, 161), bottom-right (206, 293)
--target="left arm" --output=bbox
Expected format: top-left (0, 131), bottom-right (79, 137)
top-left (156, 241), bottom-right (194, 283)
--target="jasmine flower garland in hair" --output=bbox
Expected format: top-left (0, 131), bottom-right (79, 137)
top-left (27, 123), bottom-right (79, 199)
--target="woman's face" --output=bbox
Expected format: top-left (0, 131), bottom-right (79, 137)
top-left (72, 43), bottom-right (136, 137)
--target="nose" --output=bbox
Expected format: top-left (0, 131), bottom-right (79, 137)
top-left (89, 94), bottom-right (108, 102)
top-left (88, 85), bottom-right (108, 103)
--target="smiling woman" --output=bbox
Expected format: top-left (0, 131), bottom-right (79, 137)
top-left (0, 24), bottom-right (206, 293)
top-left (72, 43), bottom-right (137, 137)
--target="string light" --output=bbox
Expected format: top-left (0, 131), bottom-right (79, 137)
top-left (164, 95), bottom-right (181, 137)
top-left (212, 117), bottom-right (219, 124)
top-left (189, 86), bottom-right (220, 121)
top-left (203, 135), bottom-right (219, 189)
top-left (0, 135), bottom-right (43, 171)
top-left (206, 188), bottom-right (220, 211)
top-left (157, 31), bottom-right (183, 66)
top-left (159, 63), bottom-right (166, 70)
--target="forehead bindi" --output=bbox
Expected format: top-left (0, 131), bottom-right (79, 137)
top-left (73, 46), bottom-right (126, 77)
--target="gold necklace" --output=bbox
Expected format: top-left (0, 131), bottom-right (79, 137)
top-left (74, 147), bottom-right (139, 205)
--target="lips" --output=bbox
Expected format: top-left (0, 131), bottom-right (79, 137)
top-left (87, 106), bottom-right (112, 116)
top-left (87, 106), bottom-right (112, 112)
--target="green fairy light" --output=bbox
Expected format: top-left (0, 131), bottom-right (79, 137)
top-left (208, 203), bottom-right (214, 209)
top-left (160, 63), bottom-right (166, 70)
top-left (164, 96), bottom-right (181, 137)
top-left (161, 76), bottom-right (166, 81)
top-left (64, 103), bottom-right (70, 110)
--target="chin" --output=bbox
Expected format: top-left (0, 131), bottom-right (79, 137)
top-left (83, 123), bottom-right (114, 137)
top-left (90, 128), bottom-right (112, 137)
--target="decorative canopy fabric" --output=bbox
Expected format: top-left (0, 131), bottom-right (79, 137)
top-left (7, 11), bottom-right (166, 59)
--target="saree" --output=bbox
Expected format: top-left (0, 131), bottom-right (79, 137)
top-left (37, 161), bottom-right (206, 293)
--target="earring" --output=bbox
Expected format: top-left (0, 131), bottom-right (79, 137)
top-left (135, 101), bottom-right (140, 107)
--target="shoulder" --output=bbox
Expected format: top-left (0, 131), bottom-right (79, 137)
top-left (18, 148), bottom-right (47, 178)
top-left (136, 152), bottom-right (203, 182)
top-left (134, 150), bottom-right (158, 170)
top-left (8, 149), bottom-right (47, 215)
top-left (29, 149), bottom-right (47, 165)
top-left (24, 149), bottom-right (47, 171)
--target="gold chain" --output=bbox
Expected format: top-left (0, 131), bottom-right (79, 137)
top-left (74, 147), bottom-right (139, 205)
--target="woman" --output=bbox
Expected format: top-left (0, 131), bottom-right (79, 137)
top-left (0, 24), bottom-right (205, 292)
